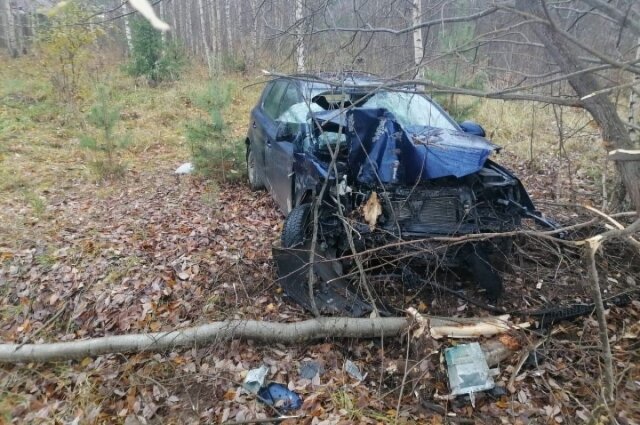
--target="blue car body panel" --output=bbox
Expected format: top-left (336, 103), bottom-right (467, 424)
top-left (344, 108), bottom-right (497, 185)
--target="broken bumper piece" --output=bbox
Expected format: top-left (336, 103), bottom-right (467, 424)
top-left (272, 241), bottom-right (374, 317)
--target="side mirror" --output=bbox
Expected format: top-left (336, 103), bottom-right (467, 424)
top-left (459, 120), bottom-right (486, 137)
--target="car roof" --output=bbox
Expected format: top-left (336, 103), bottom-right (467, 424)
top-left (286, 71), bottom-right (393, 88)
top-left (273, 72), bottom-right (418, 100)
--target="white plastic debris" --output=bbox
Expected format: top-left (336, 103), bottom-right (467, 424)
top-left (243, 365), bottom-right (269, 394)
top-left (344, 360), bottom-right (366, 381)
top-left (175, 162), bottom-right (194, 175)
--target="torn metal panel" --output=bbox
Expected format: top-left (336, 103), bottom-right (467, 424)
top-left (272, 242), bottom-right (373, 317)
top-left (345, 108), bottom-right (498, 184)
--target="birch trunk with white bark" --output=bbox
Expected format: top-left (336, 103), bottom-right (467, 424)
top-left (186, 0), bottom-right (195, 54)
top-left (197, 0), bottom-right (213, 75)
top-left (224, 0), bottom-right (232, 52)
top-left (249, 0), bottom-right (259, 67)
top-left (122, 2), bottom-right (133, 55)
top-left (295, 0), bottom-right (305, 72)
top-left (15, 8), bottom-right (24, 55)
top-left (215, 0), bottom-right (223, 56)
top-left (629, 38), bottom-right (640, 145)
top-left (3, 0), bottom-right (17, 57)
top-left (170, 0), bottom-right (178, 42)
top-left (208, 0), bottom-right (217, 55)
top-left (412, 0), bottom-right (423, 72)
top-left (158, 0), bottom-right (166, 44)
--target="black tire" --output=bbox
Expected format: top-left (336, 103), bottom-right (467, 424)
top-left (466, 246), bottom-right (504, 301)
top-left (282, 203), bottom-right (312, 248)
top-left (247, 147), bottom-right (264, 191)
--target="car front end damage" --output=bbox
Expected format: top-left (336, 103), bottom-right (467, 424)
top-left (273, 101), bottom-right (556, 317)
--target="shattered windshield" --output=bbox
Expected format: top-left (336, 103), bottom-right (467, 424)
top-left (362, 91), bottom-right (458, 131)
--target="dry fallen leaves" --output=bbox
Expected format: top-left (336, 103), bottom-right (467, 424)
top-left (362, 191), bottom-right (382, 230)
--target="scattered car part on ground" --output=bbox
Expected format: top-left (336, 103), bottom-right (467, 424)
top-left (444, 342), bottom-right (497, 406)
top-left (246, 72), bottom-right (558, 316)
top-left (257, 383), bottom-right (302, 413)
top-left (299, 360), bottom-right (324, 380)
top-left (344, 359), bottom-right (366, 382)
top-left (243, 365), bottom-right (270, 394)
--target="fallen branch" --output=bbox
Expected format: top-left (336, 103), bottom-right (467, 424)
top-left (0, 313), bottom-right (528, 364)
top-left (16, 301), bottom-right (69, 350)
top-left (222, 415), bottom-right (303, 425)
top-left (407, 308), bottom-right (527, 340)
top-left (0, 317), bottom-right (409, 363)
top-left (429, 315), bottom-right (529, 339)
top-left (585, 238), bottom-right (615, 404)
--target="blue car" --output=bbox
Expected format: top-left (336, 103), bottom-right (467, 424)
top-left (245, 72), bottom-right (553, 315)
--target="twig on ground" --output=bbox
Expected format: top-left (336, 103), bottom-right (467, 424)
top-left (507, 338), bottom-right (546, 393)
top-left (222, 416), bottom-right (303, 425)
top-left (585, 238), bottom-right (615, 404)
top-left (16, 301), bottom-right (69, 351)
top-left (395, 328), bottom-right (412, 424)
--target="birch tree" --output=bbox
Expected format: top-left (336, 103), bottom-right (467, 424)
top-left (295, 0), bottom-right (305, 72)
top-left (224, 0), bottom-right (232, 52)
top-left (158, 0), bottom-right (165, 44)
top-left (412, 0), bottom-right (423, 73)
top-left (122, 1), bottom-right (133, 54)
top-left (197, 0), bottom-right (213, 74)
top-left (629, 38), bottom-right (640, 144)
top-left (215, 0), bottom-right (222, 56)
top-left (248, 0), bottom-right (259, 67)
top-left (2, 0), bottom-right (17, 57)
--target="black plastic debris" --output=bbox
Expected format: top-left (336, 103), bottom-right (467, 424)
top-left (524, 349), bottom-right (546, 368)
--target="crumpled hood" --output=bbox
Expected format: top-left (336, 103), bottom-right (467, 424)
top-left (343, 108), bottom-right (497, 184)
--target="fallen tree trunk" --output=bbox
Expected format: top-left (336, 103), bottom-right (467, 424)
top-left (0, 317), bottom-right (409, 363)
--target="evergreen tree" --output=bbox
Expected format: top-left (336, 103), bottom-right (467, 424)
top-left (80, 86), bottom-right (129, 179)
top-left (126, 17), bottom-right (186, 84)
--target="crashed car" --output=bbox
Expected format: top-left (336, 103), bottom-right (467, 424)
top-left (246, 72), bottom-right (555, 316)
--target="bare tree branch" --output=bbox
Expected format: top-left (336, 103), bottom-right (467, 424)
top-left (580, 0), bottom-right (640, 36)
top-left (297, 6), bottom-right (500, 36)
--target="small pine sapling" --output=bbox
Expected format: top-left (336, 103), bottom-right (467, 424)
top-left (126, 17), bottom-right (187, 85)
top-left (186, 81), bottom-right (244, 181)
top-left (80, 86), bottom-right (130, 180)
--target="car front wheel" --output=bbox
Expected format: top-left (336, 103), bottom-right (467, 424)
top-left (247, 147), bottom-right (264, 190)
top-left (281, 203), bottom-right (312, 248)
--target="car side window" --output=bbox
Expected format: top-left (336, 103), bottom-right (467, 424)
top-left (263, 81), bottom-right (288, 120)
top-left (277, 83), bottom-right (301, 118)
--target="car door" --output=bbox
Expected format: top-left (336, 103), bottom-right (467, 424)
top-left (266, 82), bottom-right (302, 214)
top-left (252, 80), bottom-right (288, 192)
